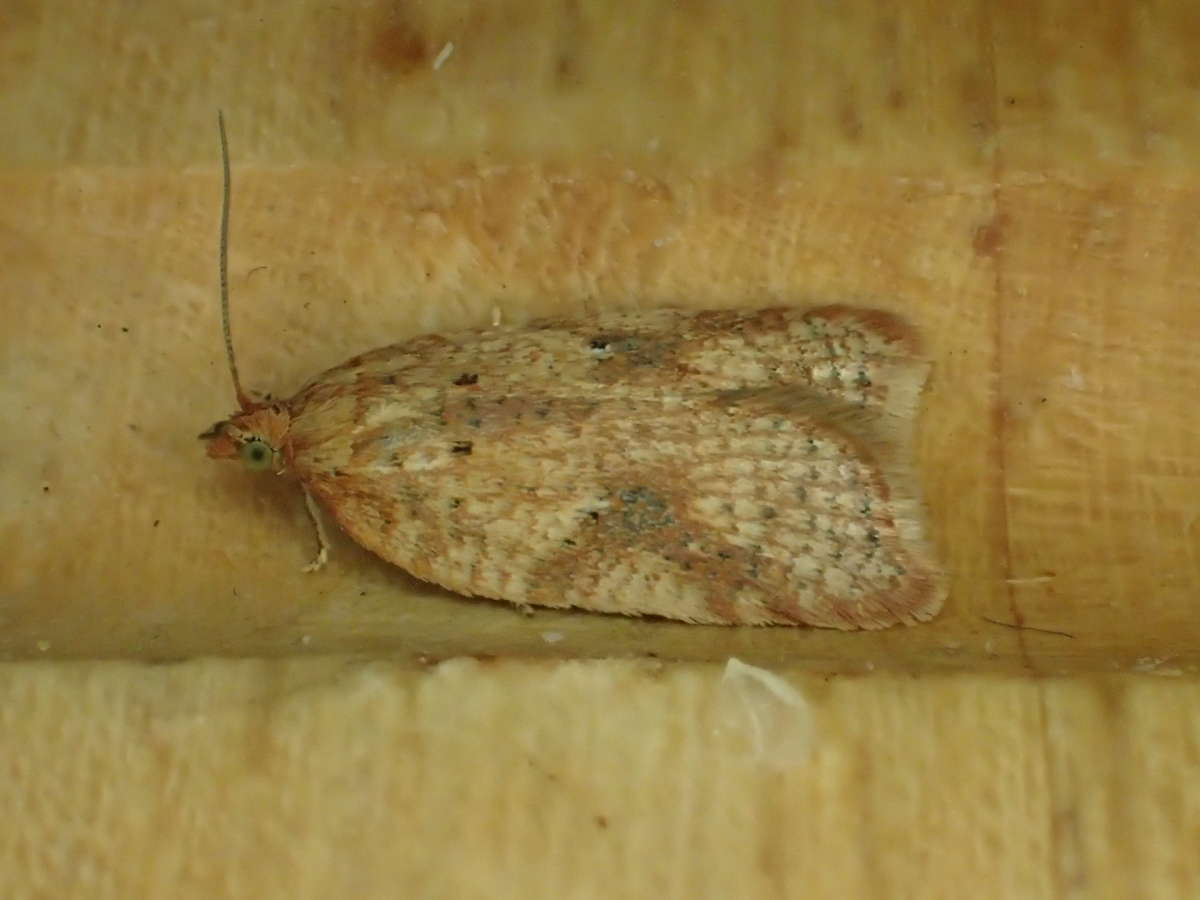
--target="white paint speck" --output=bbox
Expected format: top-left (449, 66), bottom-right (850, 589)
top-left (432, 42), bottom-right (455, 70)
top-left (715, 658), bottom-right (814, 768)
top-left (541, 631), bottom-right (564, 644)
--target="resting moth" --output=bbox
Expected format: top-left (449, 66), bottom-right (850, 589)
top-left (202, 114), bottom-right (944, 628)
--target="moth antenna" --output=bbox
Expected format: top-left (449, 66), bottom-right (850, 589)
top-left (218, 110), bottom-right (252, 410)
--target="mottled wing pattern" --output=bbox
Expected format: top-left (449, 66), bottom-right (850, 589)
top-left (295, 306), bottom-right (921, 412)
top-left (287, 306), bottom-right (942, 628)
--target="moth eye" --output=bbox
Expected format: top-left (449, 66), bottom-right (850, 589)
top-left (240, 439), bottom-right (275, 471)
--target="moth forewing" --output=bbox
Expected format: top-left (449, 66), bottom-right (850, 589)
top-left (269, 307), bottom-right (943, 628)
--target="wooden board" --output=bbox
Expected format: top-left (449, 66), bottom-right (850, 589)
top-left (2, 659), bottom-right (1198, 898)
top-left (3, 2), bottom-right (1199, 674)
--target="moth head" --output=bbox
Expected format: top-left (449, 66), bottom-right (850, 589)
top-left (202, 115), bottom-right (293, 475)
top-left (200, 404), bottom-right (292, 473)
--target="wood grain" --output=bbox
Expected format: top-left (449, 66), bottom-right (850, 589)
top-left (1, 659), bottom-right (1197, 899)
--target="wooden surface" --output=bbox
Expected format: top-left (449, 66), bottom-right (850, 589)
top-left (2, 659), bottom-right (1199, 899)
top-left (3, 0), bottom-right (1200, 895)
top-left (4, 0), bottom-right (1200, 671)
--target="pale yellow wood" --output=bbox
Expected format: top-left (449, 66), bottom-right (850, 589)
top-left (2, 660), bottom-right (1198, 899)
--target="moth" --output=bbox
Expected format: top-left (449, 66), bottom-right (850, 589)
top-left (202, 114), bottom-right (944, 628)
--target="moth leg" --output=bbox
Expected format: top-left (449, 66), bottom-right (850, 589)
top-left (301, 486), bottom-right (330, 573)
top-left (491, 304), bottom-right (503, 328)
